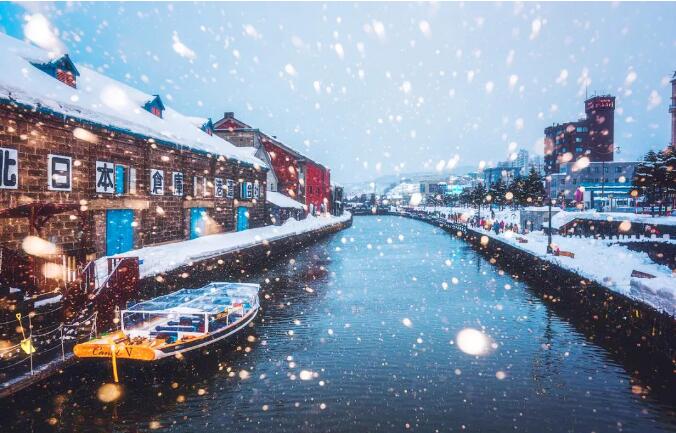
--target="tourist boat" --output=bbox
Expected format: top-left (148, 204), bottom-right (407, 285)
top-left (73, 282), bottom-right (260, 362)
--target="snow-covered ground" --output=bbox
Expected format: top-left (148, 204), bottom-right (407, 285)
top-left (479, 229), bottom-right (675, 317)
top-left (412, 206), bottom-right (520, 225)
top-left (414, 206), bottom-right (676, 231)
top-left (410, 207), bottom-right (676, 317)
top-left (96, 212), bottom-right (351, 281)
top-left (551, 210), bottom-right (676, 230)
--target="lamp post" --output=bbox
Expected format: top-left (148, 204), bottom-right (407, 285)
top-left (547, 197), bottom-right (553, 254)
top-left (598, 145), bottom-right (619, 211)
top-left (546, 175), bottom-right (553, 254)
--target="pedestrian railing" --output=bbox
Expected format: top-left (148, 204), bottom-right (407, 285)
top-left (0, 311), bottom-right (97, 385)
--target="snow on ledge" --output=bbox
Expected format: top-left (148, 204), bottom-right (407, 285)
top-left (266, 191), bottom-right (305, 209)
top-left (97, 212), bottom-right (351, 279)
top-left (551, 210), bottom-right (676, 230)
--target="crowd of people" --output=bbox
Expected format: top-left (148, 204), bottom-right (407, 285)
top-left (468, 216), bottom-right (520, 235)
top-left (446, 212), bottom-right (521, 235)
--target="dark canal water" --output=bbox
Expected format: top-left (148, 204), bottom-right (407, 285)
top-left (1, 216), bottom-right (674, 432)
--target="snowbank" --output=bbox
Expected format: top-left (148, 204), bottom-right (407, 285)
top-left (411, 207), bottom-right (676, 317)
top-left (97, 212), bottom-right (351, 279)
top-left (476, 228), bottom-right (676, 317)
top-left (551, 210), bottom-right (676, 230)
top-left (412, 206), bottom-right (520, 225)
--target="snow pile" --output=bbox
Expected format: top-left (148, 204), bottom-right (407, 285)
top-left (0, 33), bottom-right (265, 167)
top-left (96, 212), bottom-right (351, 279)
top-left (411, 207), bottom-right (675, 316)
top-left (551, 210), bottom-right (676, 230)
top-left (33, 294), bottom-right (62, 308)
top-left (267, 191), bottom-right (305, 209)
top-left (477, 228), bottom-right (676, 317)
top-left (412, 206), bottom-right (520, 225)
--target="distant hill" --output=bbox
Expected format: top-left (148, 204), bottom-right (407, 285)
top-left (343, 165), bottom-right (476, 196)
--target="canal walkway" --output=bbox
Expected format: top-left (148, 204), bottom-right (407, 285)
top-left (96, 212), bottom-right (352, 280)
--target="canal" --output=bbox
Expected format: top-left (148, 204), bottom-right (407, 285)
top-left (1, 215), bottom-right (674, 432)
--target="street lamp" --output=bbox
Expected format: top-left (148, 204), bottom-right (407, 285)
top-left (630, 189), bottom-right (639, 214)
top-left (598, 145), bottom-right (619, 211)
top-left (546, 175), bottom-right (553, 254)
top-left (547, 197), bottom-right (554, 254)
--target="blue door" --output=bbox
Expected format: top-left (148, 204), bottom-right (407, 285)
top-left (236, 206), bottom-right (249, 232)
top-left (106, 209), bottom-right (134, 256)
top-left (190, 208), bottom-right (207, 239)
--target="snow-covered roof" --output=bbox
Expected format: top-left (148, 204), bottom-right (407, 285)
top-left (0, 32), bottom-right (266, 168)
top-left (186, 116), bottom-right (208, 129)
top-left (266, 191), bottom-right (305, 209)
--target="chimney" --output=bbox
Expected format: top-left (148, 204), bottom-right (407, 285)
top-left (224, 112), bottom-right (234, 119)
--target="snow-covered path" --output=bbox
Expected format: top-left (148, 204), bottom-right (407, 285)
top-left (96, 213), bottom-right (351, 280)
top-left (408, 207), bottom-right (675, 317)
top-left (473, 227), bottom-right (676, 317)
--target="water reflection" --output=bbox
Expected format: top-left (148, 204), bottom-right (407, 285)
top-left (0, 216), bottom-right (674, 433)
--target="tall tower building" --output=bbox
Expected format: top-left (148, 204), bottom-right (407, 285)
top-left (543, 95), bottom-right (615, 174)
top-left (670, 71), bottom-right (676, 150)
top-left (584, 95), bottom-right (615, 162)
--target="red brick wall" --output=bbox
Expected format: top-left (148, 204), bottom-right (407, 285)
top-left (0, 103), bottom-right (267, 263)
top-left (260, 137), bottom-right (301, 201)
top-left (304, 161), bottom-right (331, 212)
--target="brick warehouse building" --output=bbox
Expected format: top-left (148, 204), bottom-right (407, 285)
top-left (544, 95), bottom-right (616, 174)
top-left (0, 34), bottom-right (267, 295)
top-left (213, 112), bottom-right (332, 214)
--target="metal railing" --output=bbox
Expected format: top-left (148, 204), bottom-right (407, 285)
top-left (0, 312), bottom-right (97, 381)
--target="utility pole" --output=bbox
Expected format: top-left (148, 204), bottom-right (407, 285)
top-left (600, 160), bottom-right (605, 212)
top-left (546, 176), bottom-right (553, 254)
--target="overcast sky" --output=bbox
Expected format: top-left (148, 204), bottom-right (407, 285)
top-left (1, 2), bottom-right (675, 183)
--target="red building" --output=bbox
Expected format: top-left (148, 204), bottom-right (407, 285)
top-left (213, 112), bottom-right (331, 213)
top-left (544, 95), bottom-right (616, 174)
top-left (304, 160), bottom-right (331, 213)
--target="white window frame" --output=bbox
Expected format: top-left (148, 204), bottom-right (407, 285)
top-left (226, 179), bottom-right (235, 199)
top-left (214, 177), bottom-right (224, 198)
top-left (47, 154), bottom-right (72, 191)
top-left (95, 160), bottom-right (115, 194)
top-left (172, 172), bottom-right (184, 196)
top-left (150, 169), bottom-right (165, 195)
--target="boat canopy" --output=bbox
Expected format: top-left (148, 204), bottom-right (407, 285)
top-left (125, 282), bottom-right (259, 315)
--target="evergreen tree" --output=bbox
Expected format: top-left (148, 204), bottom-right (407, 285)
top-left (632, 150), bottom-right (659, 215)
top-left (522, 167), bottom-right (546, 206)
top-left (458, 188), bottom-right (473, 207)
top-left (507, 177), bottom-right (525, 207)
top-left (489, 179), bottom-right (507, 210)
top-left (654, 149), bottom-right (676, 215)
top-left (660, 149), bottom-right (676, 211)
top-left (472, 183), bottom-right (488, 208)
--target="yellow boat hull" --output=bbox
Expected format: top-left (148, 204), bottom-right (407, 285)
top-left (73, 333), bottom-right (157, 361)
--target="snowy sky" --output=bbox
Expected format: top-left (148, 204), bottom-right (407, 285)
top-left (1, 2), bottom-right (675, 183)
